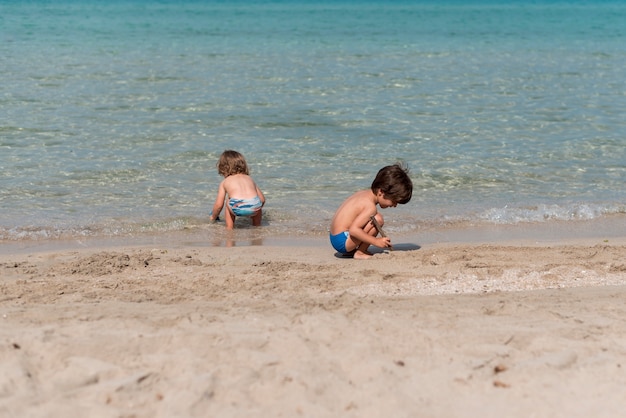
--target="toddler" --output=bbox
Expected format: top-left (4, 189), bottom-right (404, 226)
top-left (210, 150), bottom-right (265, 229)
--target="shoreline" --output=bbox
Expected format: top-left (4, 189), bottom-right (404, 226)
top-left (2, 215), bottom-right (625, 256)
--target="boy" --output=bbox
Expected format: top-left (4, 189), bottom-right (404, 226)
top-left (210, 150), bottom-right (265, 229)
top-left (330, 163), bottom-right (412, 259)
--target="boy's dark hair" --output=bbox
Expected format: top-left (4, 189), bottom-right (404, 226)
top-left (371, 163), bottom-right (413, 204)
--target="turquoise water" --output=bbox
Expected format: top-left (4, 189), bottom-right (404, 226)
top-left (1, 1), bottom-right (625, 242)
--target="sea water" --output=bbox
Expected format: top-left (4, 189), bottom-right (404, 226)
top-left (1, 0), bottom-right (625, 244)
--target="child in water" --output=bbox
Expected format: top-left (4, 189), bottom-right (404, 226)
top-left (210, 150), bottom-right (265, 229)
top-left (330, 163), bottom-right (412, 259)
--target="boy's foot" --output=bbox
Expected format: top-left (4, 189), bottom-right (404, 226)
top-left (354, 250), bottom-right (373, 260)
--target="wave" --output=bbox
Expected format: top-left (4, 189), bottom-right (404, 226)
top-left (477, 202), bottom-right (626, 224)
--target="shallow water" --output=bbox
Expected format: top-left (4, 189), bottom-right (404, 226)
top-left (2, 0), bottom-right (625, 242)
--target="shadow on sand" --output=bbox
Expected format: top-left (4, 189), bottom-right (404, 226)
top-left (334, 243), bottom-right (421, 258)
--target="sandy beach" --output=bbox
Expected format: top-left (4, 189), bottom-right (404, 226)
top-left (1, 237), bottom-right (626, 417)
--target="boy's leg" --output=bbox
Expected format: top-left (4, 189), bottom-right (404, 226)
top-left (354, 213), bottom-right (384, 256)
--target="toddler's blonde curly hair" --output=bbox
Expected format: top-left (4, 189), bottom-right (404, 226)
top-left (217, 150), bottom-right (249, 177)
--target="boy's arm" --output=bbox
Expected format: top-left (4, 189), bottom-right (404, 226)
top-left (348, 211), bottom-right (391, 249)
top-left (210, 181), bottom-right (227, 221)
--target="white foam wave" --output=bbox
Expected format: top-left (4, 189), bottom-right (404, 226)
top-left (479, 203), bottom-right (625, 224)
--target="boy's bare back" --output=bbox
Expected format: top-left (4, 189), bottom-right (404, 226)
top-left (330, 189), bottom-right (377, 235)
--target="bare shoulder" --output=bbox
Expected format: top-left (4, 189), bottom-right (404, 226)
top-left (331, 189), bottom-right (377, 233)
top-left (348, 190), bottom-right (377, 209)
top-left (348, 190), bottom-right (378, 220)
top-left (219, 176), bottom-right (230, 189)
top-left (223, 174), bottom-right (247, 186)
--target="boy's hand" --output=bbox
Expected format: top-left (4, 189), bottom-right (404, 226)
top-left (378, 236), bottom-right (392, 248)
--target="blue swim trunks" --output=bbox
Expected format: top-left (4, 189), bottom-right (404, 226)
top-left (329, 231), bottom-right (352, 255)
top-left (228, 196), bottom-right (262, 217)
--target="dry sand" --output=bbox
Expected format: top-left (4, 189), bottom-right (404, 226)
top-left (1, 238), bottom-right (626, 417)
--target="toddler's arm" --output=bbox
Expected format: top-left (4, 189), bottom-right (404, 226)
top-left (210, 181), bottom-right (227, 221)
